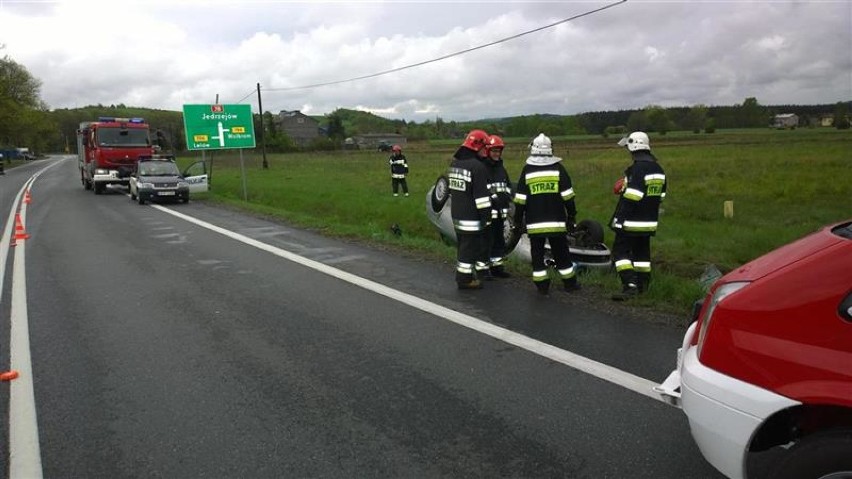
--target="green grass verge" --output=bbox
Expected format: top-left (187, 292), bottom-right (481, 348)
top-left (180, 128), bottom-right (849, 320)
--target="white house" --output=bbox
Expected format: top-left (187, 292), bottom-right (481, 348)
top-left (772, 113), bottom-right (799, 129)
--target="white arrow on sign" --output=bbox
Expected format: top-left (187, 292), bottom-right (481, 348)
top-left (212, 121), bottom-right (230, 147)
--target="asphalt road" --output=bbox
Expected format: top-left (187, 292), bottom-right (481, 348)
top-left (0, 156), bottom-right (724, 478)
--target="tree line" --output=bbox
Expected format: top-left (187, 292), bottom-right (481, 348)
top-left (2, 51), bottom-right (849, 156)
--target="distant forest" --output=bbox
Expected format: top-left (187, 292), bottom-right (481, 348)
top-left (31, 98), bottom-right (852, 154)
top-left (2, 53), bottom-right (849, 154)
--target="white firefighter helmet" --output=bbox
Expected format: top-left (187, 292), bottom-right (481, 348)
top-left (529, 133), bottom-right (553, 155)
top-left (617, 131), bottom-right (650, 152)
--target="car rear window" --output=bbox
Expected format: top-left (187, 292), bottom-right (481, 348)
top-left (831, 222), bottom-right (852, 239)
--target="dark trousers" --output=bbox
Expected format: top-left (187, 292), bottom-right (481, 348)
top-left (392, 178), bottom-right (408, 194)
top-left (530, 234), bottom-right (576, 287)
top-left (456, 231), bottom-right (489, 283)
top-left (612, 233), bottom-right (651, 288)
top-left (487, 218), bottom-right (508, 267)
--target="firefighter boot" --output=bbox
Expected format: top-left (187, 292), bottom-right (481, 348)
top-left (457, 279), bottom-right (483, 290)
top-left (456, 271), bottom-right (483, 290)
top-left (563, 277), bottom-right (582, 293)
top-left (637, 272), bottom-right (651, 293)
top-left (490, 266), bottom-right (511, 278)
top-left (611, 283), bottom-right (639, 301)
top-left (475, 261), bottom-right (494, 281)
top-left (535, 280), bottom-right (551, 296)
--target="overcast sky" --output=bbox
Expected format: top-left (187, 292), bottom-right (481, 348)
top-left (1, 0), bottom-right (850, 122)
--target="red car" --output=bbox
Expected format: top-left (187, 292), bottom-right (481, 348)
top-left (656, 220), bottom-right (852, 479)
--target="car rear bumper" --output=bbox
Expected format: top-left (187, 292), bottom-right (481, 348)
top-left (656, 325), bottom-right (800, 479)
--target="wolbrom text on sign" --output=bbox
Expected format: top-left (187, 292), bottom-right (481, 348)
top-left (182, 104), bottom-right (256, 151)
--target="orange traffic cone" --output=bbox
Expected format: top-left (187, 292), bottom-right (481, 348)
top-left (24, 190), bottom-right (32, 204)
top-left (14, 213), bottom-right (29, 241)
top-left (0, 370), bottom-right (20, 381)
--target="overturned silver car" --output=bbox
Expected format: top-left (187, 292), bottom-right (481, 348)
top-left (425, 175), bottom-right (612, 269)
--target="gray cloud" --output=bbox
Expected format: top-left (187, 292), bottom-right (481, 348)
top-left (1, 0), bottom-right (849, 122)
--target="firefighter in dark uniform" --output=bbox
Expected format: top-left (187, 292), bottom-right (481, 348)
top-left (512, 133), bottom-right (581, 295)
top-left (483, 135), bottom-right (513, 278)
top-left (610, 131), bottom-right (667, 300)
top-left (449, 129), bottom-right (492, 289)
top-left (388, 144), bottom-right (409, 197)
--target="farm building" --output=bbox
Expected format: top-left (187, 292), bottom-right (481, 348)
top-left (275, 110), bottom-right (321, 146)
top-left (772, 113), bottom-right (799, 129)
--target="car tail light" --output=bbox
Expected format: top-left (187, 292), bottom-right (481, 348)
top-left (696, 281), bottom-right (750, 358)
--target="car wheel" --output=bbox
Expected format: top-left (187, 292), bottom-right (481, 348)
top-left (137, 195), bottom-right (145, 205)
top-left (767, 430), bottom-right (852, 479)
top-left (504, 204), bottom-right (522, 253)
top-left (574, 219), bottom-right (605, 246)
top-left (430, 175), bottom-right (450, 212)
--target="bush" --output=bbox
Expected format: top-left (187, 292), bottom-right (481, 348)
top-left (603, 125), bottom-right (626, 138)
top-left (307, 137), bottom-right (338, 151)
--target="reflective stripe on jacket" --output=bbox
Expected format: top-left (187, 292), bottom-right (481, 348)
top-left (610, 151), bottom-right (667, 236)
top-left (513, 161), bottom-right (577, 237)
top-left (449, 147), bottom-right (492, 233)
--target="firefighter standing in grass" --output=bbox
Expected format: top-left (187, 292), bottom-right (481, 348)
top-left (483, 135), bottom-right (513, 278)
top-left (449, 129), bottom-right (492, 289)
top-left (512, 133), bottom-right (581, 295)
top-left (388, 144), bottom-right (409, 197)
top-left (609, 131), bottom-right (667, 301)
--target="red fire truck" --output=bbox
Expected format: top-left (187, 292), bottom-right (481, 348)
top-left (77, 117), bottom-right (153, 194)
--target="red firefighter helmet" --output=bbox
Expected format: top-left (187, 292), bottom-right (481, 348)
top-left (485, 135), bottom-right (504, 152)
top-left (391, 144), bottom-right (402, 153)
top-left (461, 129), bottom-right (489, 151)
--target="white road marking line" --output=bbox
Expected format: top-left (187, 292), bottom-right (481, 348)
top-left (10, 204), bottom-right (44, 479)
top-left (4, 173), bottom-right (49, 479)
top-left (153, 204), bottom-right (664, 402)
top-left (4, 161), bottom-right (65, 478)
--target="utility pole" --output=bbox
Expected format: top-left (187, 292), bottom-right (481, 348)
top-left (257, 83), bottom-right (268, 169)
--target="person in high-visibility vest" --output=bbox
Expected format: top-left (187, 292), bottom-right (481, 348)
top-left (512, 133), bottom-right (581, 295)
top-left (388, 145), bottom-right (409, 197)
top-left (449, 130), bottom-right (492, 289)
top-left (482, 135), bottom-right (513, 278)
top-left (610, 131), bottom-right (668, 300)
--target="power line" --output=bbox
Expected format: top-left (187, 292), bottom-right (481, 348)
top-left (235, 0), bottom-right (626, 103)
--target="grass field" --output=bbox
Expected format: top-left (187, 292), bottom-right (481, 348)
top-left (178, 128), bottom-right (850, 321)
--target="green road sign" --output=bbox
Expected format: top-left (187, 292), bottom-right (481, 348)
top-left (182, 104), bottom-right (256, 151)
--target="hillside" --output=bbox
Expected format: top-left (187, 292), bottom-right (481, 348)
top-left (40, 100), bottom-right (849, 154)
